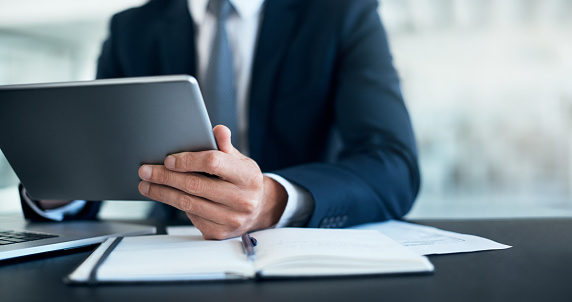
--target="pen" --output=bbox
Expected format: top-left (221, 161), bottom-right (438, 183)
top-left (241, 233), bottom-right (257, 262)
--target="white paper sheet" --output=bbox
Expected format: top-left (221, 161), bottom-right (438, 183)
top-left (167, 225), bottom-right (203, 237)
top-left (349, 220), bottom-right (511, 255)
top-left (167, 220), bottom-right (511, 256)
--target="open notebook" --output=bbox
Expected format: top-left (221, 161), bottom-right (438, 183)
top-left (66, 228), bottom-right (434, 283)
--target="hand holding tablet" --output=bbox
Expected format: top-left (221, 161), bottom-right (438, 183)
top-left (0, 75), bottom-right (288, 239)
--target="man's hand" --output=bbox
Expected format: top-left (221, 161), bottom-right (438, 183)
top-left (138, 125), bottom-right (288, 240)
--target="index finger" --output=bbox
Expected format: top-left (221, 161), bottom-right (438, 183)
top-left (164, 151), bottom-right (247, 183)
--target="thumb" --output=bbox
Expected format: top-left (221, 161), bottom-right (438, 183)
top-left (213, 125), bottom-right (236, 154)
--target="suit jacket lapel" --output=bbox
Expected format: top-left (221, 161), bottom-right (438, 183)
top-left (155, 0), bottom-right (300, 161)
top-left (158, 0), bottom-right (197, 76)
top-left (248, 0), bottom-right (301, 162)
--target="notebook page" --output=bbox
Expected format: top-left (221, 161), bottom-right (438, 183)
top-left (250, 228), bottom-right (432, 276)
top-left (96, 235), bottom-right (254, 281)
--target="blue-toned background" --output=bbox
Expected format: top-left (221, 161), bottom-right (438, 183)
top-left (1, 0), bottom-right (571, 219)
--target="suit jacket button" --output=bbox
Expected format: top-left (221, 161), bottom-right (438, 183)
top-left (326, 217), bottom-right (334, 228)
top-left (333, 216), bottom-right (342, 227)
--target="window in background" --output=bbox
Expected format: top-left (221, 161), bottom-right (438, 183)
top-left (0, 0), bottom-right (147, 215)
top-left (380, 0), bottom-right (572, 215)
top-left (0, 32), bottom-right (78, 190)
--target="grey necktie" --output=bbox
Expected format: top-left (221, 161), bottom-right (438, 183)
top-left (202, 0), bottom-right (239, 148)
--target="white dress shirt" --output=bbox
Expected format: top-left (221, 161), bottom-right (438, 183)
top-left (25, 0), bottom-right (314, 227)
top-left (189, 0), bottom-right (314, 227)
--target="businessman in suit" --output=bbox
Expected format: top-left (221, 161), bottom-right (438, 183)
top-left (22, 0), bottom-right (420, 240)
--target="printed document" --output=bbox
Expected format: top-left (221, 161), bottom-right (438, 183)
top-left (168, 220), bottom-right (511, 256)
top-left (349, 220), bottom-right (511, 255)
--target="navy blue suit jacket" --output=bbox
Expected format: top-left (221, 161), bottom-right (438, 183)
top-left (23, 0), bottom-right (420, 227)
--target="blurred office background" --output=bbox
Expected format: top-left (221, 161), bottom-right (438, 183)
top-left (1, 0), bottom-right (572, 219)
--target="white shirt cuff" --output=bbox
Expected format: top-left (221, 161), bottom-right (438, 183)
top-left (21, 187), bottom-right (87, 221)
top-left (264, 173), bottom-right (314, 228)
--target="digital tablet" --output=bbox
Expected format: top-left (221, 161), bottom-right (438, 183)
top-left (0, 75), bottom-right (217, 201)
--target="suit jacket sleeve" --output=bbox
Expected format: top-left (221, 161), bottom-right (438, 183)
top-left (274, 1), bottom-right (420, 228)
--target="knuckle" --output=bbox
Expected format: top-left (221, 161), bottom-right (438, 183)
top-left (226, 215), bottom-right (244, 230)
top-left (238, 197), bottom-right (257, 214)
top-left (232, 192), bottom-right (258, 213)
top-left (201, 231), bottom-right (216, 240)
top-left (205, 229), bottom-right (229, 241)
top-left (205, 153), bottom-right (222, 174)
top-left (177, 194), bottom-right (194, 213)
top-left (184, 177), bottom-right (201, 193)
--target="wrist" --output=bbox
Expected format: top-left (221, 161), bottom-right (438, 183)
top-left (255, 176), bottom-right (288, 230)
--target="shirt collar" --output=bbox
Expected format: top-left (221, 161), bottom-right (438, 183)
top-left (188, 0), bottom-right (265, 24)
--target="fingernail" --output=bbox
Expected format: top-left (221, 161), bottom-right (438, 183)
top-left (140, 182), bottom-right (150, 194)
top-left (140, 165), bottom-right (152, 180)
top-left (165, 156), bottom-right (175, 169)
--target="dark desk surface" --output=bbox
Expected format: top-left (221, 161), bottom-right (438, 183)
top-left (1, 218), bottom-right (571, 302)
